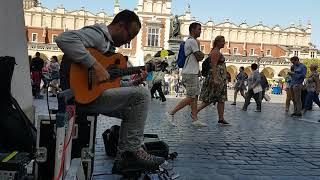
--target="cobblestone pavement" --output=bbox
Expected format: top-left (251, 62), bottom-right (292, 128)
top-left (34, 91), bottom-right (320, 180)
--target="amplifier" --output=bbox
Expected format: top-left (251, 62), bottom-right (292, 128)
top-left (0, 151), bottom-right (31, 180)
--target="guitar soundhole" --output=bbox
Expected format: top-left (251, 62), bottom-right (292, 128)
top-left (115, 59), bottom-right (120, 65)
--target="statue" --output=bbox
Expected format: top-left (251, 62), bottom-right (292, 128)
top-left (172, 15), bottom-right (180, 38)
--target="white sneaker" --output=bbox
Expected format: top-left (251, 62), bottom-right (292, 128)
top-left (192, 120), bottom-right (207, 127)
top-left (165, 112), bottom-right (176, 126)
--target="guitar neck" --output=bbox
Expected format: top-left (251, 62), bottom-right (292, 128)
top-left (118, 66), bottom-right (145, 76)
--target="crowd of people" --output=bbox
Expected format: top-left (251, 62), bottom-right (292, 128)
top-left (30, 52), bottom-right (61, 99)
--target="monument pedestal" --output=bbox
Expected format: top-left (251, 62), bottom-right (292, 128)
top-left (168, 37), bottom-right (183, 54)
top-left (168, 37), bottom-right (183, 72)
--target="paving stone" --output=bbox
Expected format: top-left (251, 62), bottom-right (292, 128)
top-left (33, 93), bottom-right (320, 179)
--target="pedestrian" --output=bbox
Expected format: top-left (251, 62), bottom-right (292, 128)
top-left (30, 52), bottom-right (44, 99)
top-left (289, 56), bottom-right (307, 117)
top-left (285, 66), bottom-right (294, 112)
top-left (150, 63), bottom-right (166, 103)
top-left (303, 63), bottom-right (320, 112)
top-left (167, 22), bottom-right (206, 126)
top-left (48, 56), bottom-right (60, 97)
top-left (231, 66), bottom-right (246, 105)
top-left (260, 72), bottom-right (270, 101)
top-left (196, 36), bottom-right (230, 125)
top-left (242, 63), bottom-right (262, 112)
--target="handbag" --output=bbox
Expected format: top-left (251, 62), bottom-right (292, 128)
top-left (253, 84), bottom-right (263, 94)
top-left (264, 93), bottom-right (271, 101)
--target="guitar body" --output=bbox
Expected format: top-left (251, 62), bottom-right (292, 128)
top-left (70, 48), bottom-right (127, 104)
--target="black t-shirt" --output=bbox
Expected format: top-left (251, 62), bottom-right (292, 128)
top-left (30, 57), bottom-right (44, 72)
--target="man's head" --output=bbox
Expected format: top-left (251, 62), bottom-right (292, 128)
top-left (35, 52), bottom-right (40, 57)
top-left (239, 66), bottom-right (244, 72)
top-left (290, 56), bottom-right (300, 65)
top-left (251, 63), bottom-right (258, 71)
top-left (109, 10), bottom-right (141, 47)
top-left (189, 22), bottom-right (201, 38)
top-left (51, 56), bottom-right (58, 62)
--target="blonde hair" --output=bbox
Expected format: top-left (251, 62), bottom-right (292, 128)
top-left (213, 35), bottom-right (225, 48)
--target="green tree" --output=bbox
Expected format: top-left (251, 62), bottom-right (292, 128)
top-left (302, 58), bottom-right (320, 77)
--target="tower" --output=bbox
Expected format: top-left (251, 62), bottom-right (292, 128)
top-left (113, 0), bottom-right (120, 15)
top-left (23, 0), bottom-right (38, 9)
top-left (139, 0), bottom-right (172, 14)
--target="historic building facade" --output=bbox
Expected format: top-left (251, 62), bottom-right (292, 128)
top-left (23, 0), bottom-right (318, 80)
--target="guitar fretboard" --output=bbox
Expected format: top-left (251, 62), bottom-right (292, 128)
top-left (117, 66), bottom-right (145, 76)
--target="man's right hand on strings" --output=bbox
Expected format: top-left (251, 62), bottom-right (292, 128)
top-left (93, 61), bottom-right (110, 83)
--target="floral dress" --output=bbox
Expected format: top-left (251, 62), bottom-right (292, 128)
top-left (200, 53), bottom-right (228, 103)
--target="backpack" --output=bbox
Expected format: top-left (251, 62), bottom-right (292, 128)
top-left (102, 126), bottom-right (172, 159)
top-left (176, 38), bottom-right (192, 68)
top-left (102, 125), bottom-right (120, 157)
top-left (201, 56), bottom-right (211, 77)
top-left (176, 42), bottom-right (187, 68)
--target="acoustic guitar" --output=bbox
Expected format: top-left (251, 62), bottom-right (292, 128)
top-left (69, 48), bottom-right (154, 104)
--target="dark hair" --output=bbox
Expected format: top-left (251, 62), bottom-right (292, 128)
top-left (111, 9), bottom-right (141, 29)
top-left (189, 22), bottom-right (201, 33)
top-left (290, 56), bottom-right (299, 62)
top-left (51, 56), bottom-right (58, 62)
top-left (290, 65), bottom-right (294, 72)
top-left (213, 36), bottom-right (225, 48)
top-left (251, 63), bottom-right (258, 70)
top-left (240, 66), bottom-right (244, 71)
top-left (35, 52), bottom-right (40, 56)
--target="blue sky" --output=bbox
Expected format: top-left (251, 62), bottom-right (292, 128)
top-left (41, 0), bottom-right (320, 48)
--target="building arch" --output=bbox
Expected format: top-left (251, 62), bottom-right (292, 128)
top-left (261, 67), bottom-right (275, 79)
top-left (278, 68), bottom-right (289, 77)
top-left (144, 54), bottom-right (152, 62)
top-left (226, 65), bottom-right (237, 82)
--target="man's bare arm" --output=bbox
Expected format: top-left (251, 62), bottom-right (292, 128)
top-left (193, 51), bottom-right (204, 61)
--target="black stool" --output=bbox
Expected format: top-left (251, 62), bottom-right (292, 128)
top-left (71, 106), bottom-right (99, 180)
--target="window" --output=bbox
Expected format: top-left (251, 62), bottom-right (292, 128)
top-left (311, 51), bottom-right (315, 58)
top-left (200, 45), bottom-right (205, 52)
top-left (294, 50), bottom-right (299, 57)
top-left (147, 27), bottom-right (159, 47)
top-left (233, 48), bottom-right (238, 55)
top-left (266, 49), bottom-right (271, 56)
top-left (31, 33), bottom-right (38, 42)
top-left (250, 48), bottom-right (255, 56)
top-left (123, 42), bottom-right (131, 49)
top-left (52, 34), bottom-right (58, 43)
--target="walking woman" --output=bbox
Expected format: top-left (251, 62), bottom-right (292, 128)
top-left (197, 36), bottom-right (229, 125)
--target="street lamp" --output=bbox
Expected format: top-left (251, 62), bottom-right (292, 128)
top-left (257, 49), bottom-right (264, 71)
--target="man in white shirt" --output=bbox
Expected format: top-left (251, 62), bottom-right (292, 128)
top-left (167, 22), bottom-right (206, 126)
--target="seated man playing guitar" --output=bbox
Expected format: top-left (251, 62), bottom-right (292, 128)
top-left (56, 10), bottom-right (165, 173)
